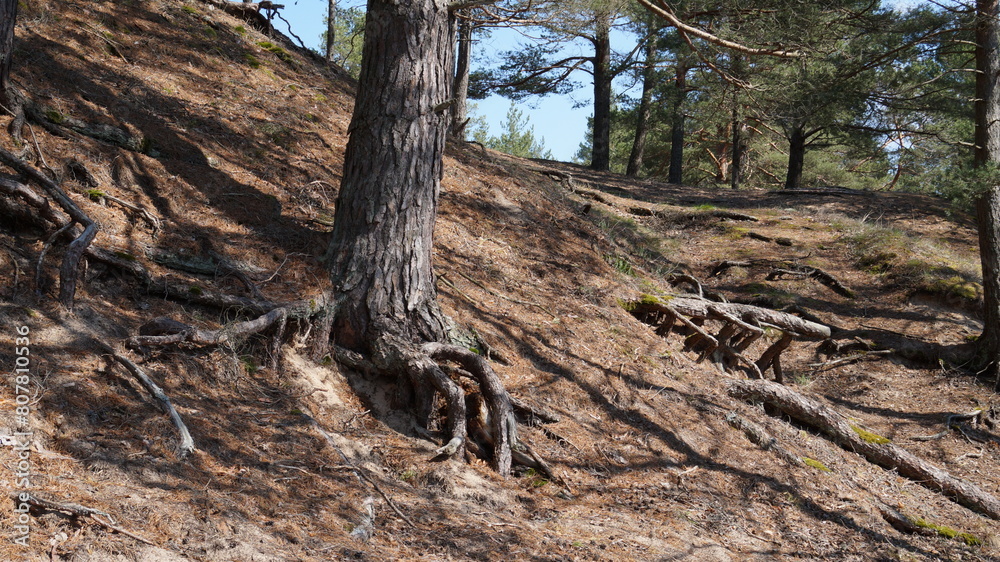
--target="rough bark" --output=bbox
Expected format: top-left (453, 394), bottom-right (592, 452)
top-left (729, 379), bottom-right (1000, 519)
top-left (0, 0), bottom-right (16, 110)
top-left (590, 10), bottom-right (612, 172)
top-left (730, 108), bottom-right (746, 190)
top-left (450, 15), bottom-right (472, 138)
top-left (322, 0), bottom-right (517, 476)
top-left (325, 0), bottom-right (453, 350)
top-left (784, 125), bottom-right (806, 189)
top-left (974, 0), bottom-right (1000, 376)
top-left (667, 63), bottom-right (688, 184)
top-left (325, 0), bottom-right (336, 63)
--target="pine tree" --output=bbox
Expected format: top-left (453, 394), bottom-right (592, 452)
top-left (472, 103), bottom-right (554, 159)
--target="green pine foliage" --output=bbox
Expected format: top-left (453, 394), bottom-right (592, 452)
top-left (321, 5), bottom-right (365, 79)
top-left (471, 103), bottom-right (554, 160)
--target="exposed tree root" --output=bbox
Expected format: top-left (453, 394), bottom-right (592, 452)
top-left (725, 410), bottom-right (804, 467)
top-left (711, 259), bottom-right (855, 299)
top-left (0, 147), bottom-right (97, 308)
top-left (625, 294), bottom-right (831, 381)
top-left (729, 378), bottom-right (1000, 519)
top-left (94, 340), bottom-right (196, 458)
top-left (910, 409), bottom-right (1000, 446)
top-left (2, 170), bottom-right (538, 478)
top-left (422, 342), bottom-right (516, 474)
top-left (766, 264), bottom-right (855, 298)
top-left (876, 502), bottom-right (983, 545)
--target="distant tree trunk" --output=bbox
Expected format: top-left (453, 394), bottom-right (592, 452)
top-left (626, 32), bottom-right (656, 177)
top-left (590, 11), bottom-right (612, 171)
top-left (974, 0), bottom-right (1000, 376)
top-left (667, 62), bottom-right (687, 184)
top-left (450, 15), bottom-right (472, 139)
top-left (784, 125), bottom-right (806, 189)
top-left (0, 0), bottom-right (17, 109)
top-left (325, 0), bottom-right (336, 63)
top-left (325, 0), bottom-right (453, 351)
top-left (730, 109), bottom-right (746, 190)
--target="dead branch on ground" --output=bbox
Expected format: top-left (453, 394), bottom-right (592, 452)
top-left (20, 493), bottom-right (158, 546)
top-left (729, 378), bottom-right (1000, 519)
top-left (94, 340), bottom-right (196, 457)
top-left (626, 294), bottom-right (831, 382)
top-left (712, 259), bottom-right (855, 299)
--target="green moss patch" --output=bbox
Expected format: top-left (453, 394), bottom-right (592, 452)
top-left (911, 517), bottom-right (982, 546)
top-left (850, 424), bottom-right (891, 445)
top-left (801, 457), bottom-right (832, 472)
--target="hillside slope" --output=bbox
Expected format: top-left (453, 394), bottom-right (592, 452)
top-left (0, 1), bottom-right (998, 561)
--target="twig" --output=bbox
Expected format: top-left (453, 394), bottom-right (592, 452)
top-left (807, 349), bottom-right (892, 370)
top-left (90, 514), bottom-right (158, 546)
top-left (455, 270), bottom-right (556, 318)
top-left (20, 493), bottom-right (158, 546)
top-left (95, 192), bottom-right (161, 232)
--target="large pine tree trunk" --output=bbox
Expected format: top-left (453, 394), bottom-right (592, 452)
top-left (626, 32), bottom-right (656, 177)
top-left (450, 15), bottom-right (472, 138)
top-left (325, 0), bottom-right (453, 351)
top-left (590, 12), bottom-right (612, 172)
top-left (974, 0), bottom-right (1000, 375)
top-left (0, 0), bottom-right (16, 108)
top-left (325, 0), bottom-right (336, 62)
top-left (667, 63), bottom-right (687, 185)
top-left (784, 125), bottom-right (806, 189)
top-left (730, 109), bottom-right (746, 190)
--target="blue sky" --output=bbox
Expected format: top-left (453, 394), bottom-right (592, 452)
top-left (275, 0), bottom-right (929, 162)
top-left (275, 0), bottom-right (592, 160)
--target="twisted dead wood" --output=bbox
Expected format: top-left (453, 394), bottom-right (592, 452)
top-left (626, 295), bottom-right (831, 381)
top-left (729, 379), bottom-right (1000, 519)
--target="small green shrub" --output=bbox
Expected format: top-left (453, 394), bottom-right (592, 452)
top-left (258, 41), bottom-right (295, 65)
top-left (605, 254), bottom-right (636, 276)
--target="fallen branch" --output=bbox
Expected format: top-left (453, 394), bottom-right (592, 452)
top-left (20, 493), bottom-right (157, 547)
top-left (767, 265), bottom-right (855, 298)
top-left (910, 409), bottom-right (987, 442)
top-left (94, 340), bottom-right (196, 458)
top-left (88, 190), bottom-right (161, 232)
top-left (729, 379), bottom-right (1000, 519)
top-left (807, 349), bottom-right (893, 371)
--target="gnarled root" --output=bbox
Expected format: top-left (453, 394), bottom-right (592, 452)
top-left (0, 148), bottom-right (98, 309)
top-left (423, 342), bottom-right (516, 475)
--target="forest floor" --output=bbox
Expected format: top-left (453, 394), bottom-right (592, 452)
top-left (0, 1), bottom-right (998, 561)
